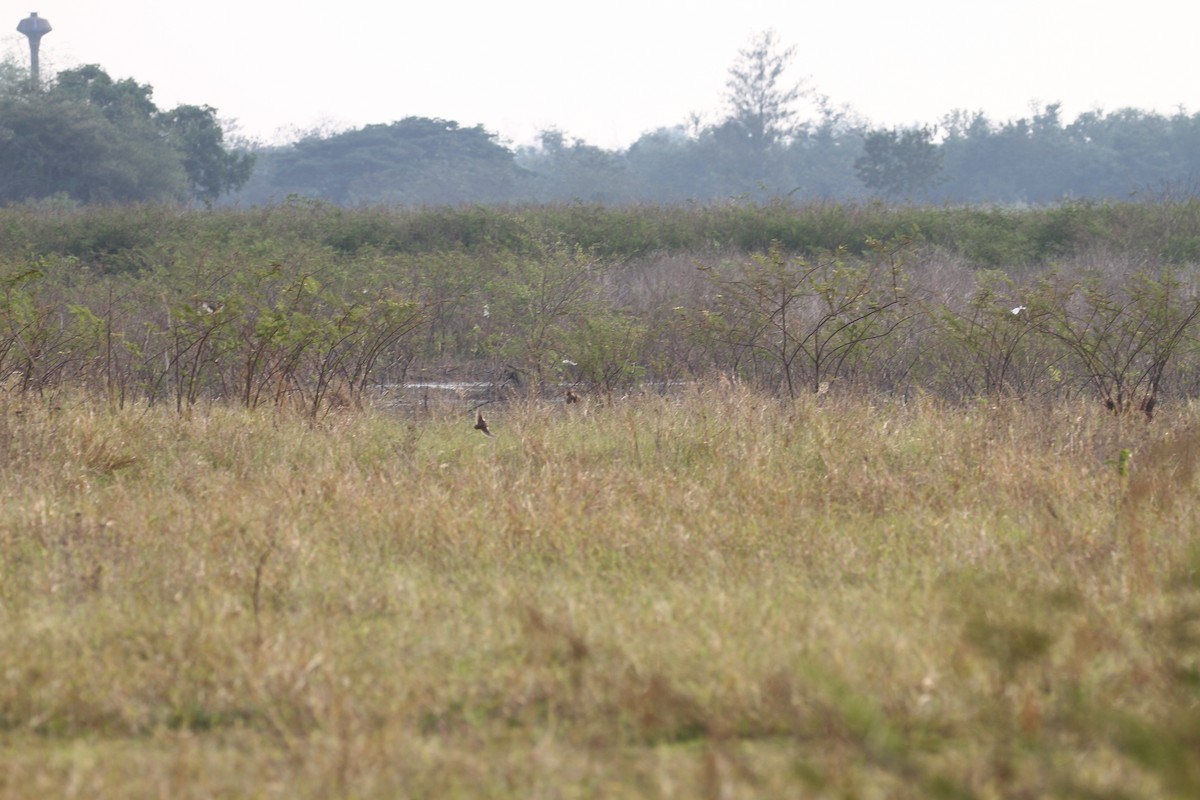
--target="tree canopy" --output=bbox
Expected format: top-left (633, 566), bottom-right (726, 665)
top-left (0, 63), bottom-right (254, 206)
top-left (249, 118), bottom-right (522, 206)
top-left (855, 126), bottom-right (944, 199)
top-left (724, 30), bottom-right (808, 158)
top-left (234, 30), bottom-right (1200, 208)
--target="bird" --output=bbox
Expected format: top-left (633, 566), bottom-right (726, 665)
top-left (565, 389), bottom-right (579, 404)
top-left (474, 411), bottom-right (494, 437)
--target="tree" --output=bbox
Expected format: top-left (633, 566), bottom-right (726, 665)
top-left (723, 30), bottom-right (809, 161)
top-left (624, 126), bottom-right (717, 202)
top-left (516, 129), bottom-right (632, 202)
top-left (260, 118), bottom-right (522, 205)
top-left (161, 105), bottom-right (255, 204)
top-left (0, 64), bottom-right (253, 205)
top-left (932, 270), bottom-right (1049, 398)
top-left (0, 57), bottom-right (28, 90)
top-left (697, 239), bottom-right (912, 398)
top-left (476, 240), bottom-right (608, 393)
top-left (787, 97), bottom-right (867, 200)
top-left (53, 65), bottom-right (158, 122)
top-left (855, 126), bottom-right (944, 199)
top-left (0, 92), bottom-right (186, 204)
top-left (1027, 266), bottom-right (1200, 418)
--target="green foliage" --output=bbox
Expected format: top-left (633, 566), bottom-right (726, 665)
top-left (53, 64), bottom-right (159, 121)
top-left (696, 237), bottom-right (912, 397)
top-left (0, 64), bottom-right (253, 205)
top-left (232, 78), bottom-right (1200, 206)
top-left (855, 126), bottom-right (944, 199)
top-left (516, 131), bottom-right (632, 203)
top-left (0, 258), bottom-right (97, 393)
top-left (255, 118), bottom-right (522, 206)
top-left (0, 91), bottom-right (187, 204)
top-left (931, 270), bottom-right (1048, 398)
top-left (200, 264), bottom-right (426, 414)
top-left (160, 105), bottom-right (255, 203)
top-left (475, 241), bottom-right (607, 392)
top-left (723, 30), bottom-right (807, 155)
top-left (565, 312), bottom-right (648, 396)
top-left (3, 202), bottom-right (1200, 412)
top-left (1118, 447), bottom-right (1132, 477)
top-left (1028, 265), bottom-right (1200, 416)
top-left (14, 44), bottom-right (1200, 207)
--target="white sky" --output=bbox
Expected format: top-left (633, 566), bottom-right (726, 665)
top-left (4, 1), bottom-right (1198, 149)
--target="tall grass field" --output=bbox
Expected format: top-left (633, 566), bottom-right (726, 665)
top-left (2, 385), bottom-right (1198, 798)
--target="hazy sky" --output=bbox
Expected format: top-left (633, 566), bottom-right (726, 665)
top-left (5, 1), bottom-right (1198, 148)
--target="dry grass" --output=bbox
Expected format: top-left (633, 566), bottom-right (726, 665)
top-left (1, 384), bottom-right (1198, 798)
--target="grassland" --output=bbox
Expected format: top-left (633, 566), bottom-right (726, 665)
top-left (2, 385), bottom-right (1198, 798)
top-left (3, 200), bottom-right (1200, 797)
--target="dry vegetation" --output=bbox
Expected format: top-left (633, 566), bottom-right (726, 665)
top-left (2, 384), bottom-right (1198, 798)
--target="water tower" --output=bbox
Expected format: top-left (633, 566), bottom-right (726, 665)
top-left (17, 12), bottom-right (52, 86)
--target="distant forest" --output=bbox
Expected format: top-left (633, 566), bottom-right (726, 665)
top-left (4, 32), bottom-right (1200, 208)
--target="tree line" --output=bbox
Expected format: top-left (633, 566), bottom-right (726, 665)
top-left (0, 61), bottom-right (253, 206)
top-left (5, 33), bottom-right (1200, 208)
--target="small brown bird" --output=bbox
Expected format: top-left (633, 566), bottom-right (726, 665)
top-left (565, 389), bottom-right (579, 404)
top-left (474, 411), bottom-right (494, 437)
